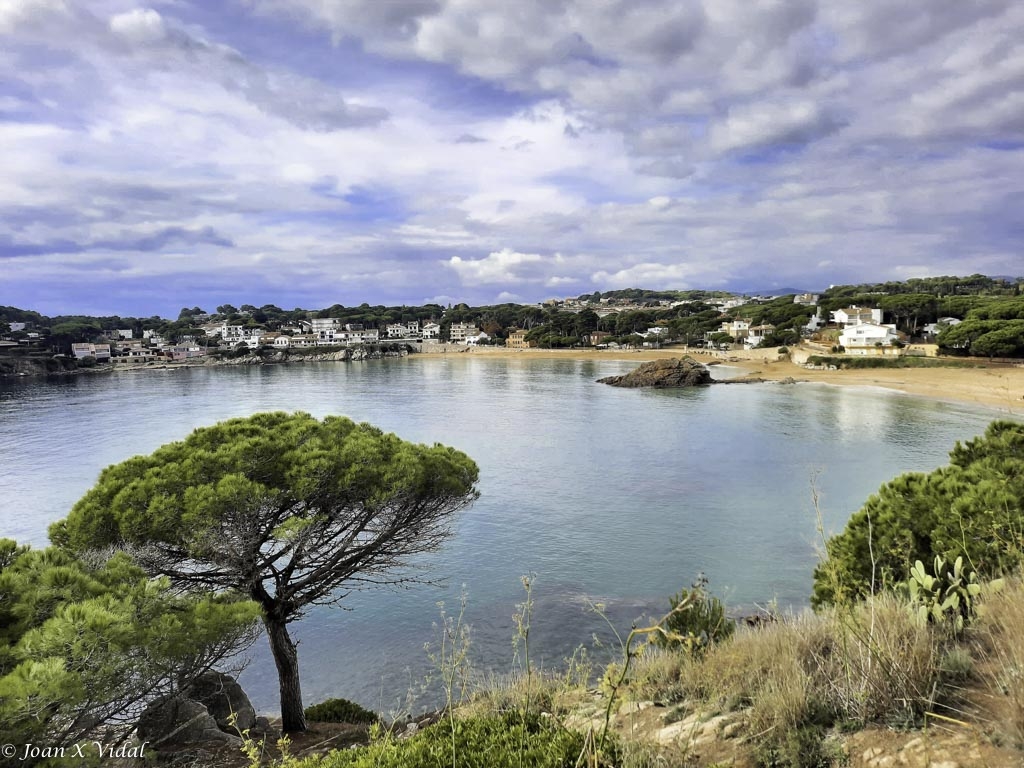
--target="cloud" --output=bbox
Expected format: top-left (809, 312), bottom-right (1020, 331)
top-left (710, 100), bottom-right (844, 153)
top-left (447, 248), bottom-right (545, 284)
top-left (1, 1), bottom-right (1023, 315)
top-left (592, 262), bottom-right (697, 290)
top-left (109, 8), bottom-right (165, 43)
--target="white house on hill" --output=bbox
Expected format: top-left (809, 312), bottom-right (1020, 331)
top-left (832, 306), bottom-right (883, 326)
top-left (839, 323), bottom-right (901, 354)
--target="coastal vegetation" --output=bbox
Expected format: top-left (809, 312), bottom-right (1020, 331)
top-left (52, 412), bottom-right (480, 732)
top-left (0, 540), bottom-right (259, 756)
top-left (2, 414), bottom-right (1023, 764)
top-left (3, 273), bottom-right (1022, 362)
top-left (812, 419), bottom-right (1024, 607)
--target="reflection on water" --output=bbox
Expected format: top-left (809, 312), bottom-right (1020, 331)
top-left (0, 359), bottom-right (1006, 712)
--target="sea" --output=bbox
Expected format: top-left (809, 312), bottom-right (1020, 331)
top-left (0, 356), bottom-right (1007, 715)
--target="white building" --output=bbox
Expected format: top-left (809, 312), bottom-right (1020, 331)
top-left (839, 322), bottom-right (901, 353)
top-left (745, 324), bottom-right (776, 348)
top-left (804, 308), bottom-right (825, 333)
top-left (922, 317), bottom-right (962, 338)
top-left (448, 322), bottom-right (480, 343)
top-left (386, 321), bottom-right (421, 339)
top-left (465, 332), bottom-right (490, 346)
top-left (71, 343), bottom-right (111, 361)
top-left (422, 322), bottom-right (441, 341)
top-left (832, 306), bottom-right (883, 326)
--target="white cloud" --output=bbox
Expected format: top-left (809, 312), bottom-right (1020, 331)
top-left (592, 262), bottom-right (697, 290)
top-left (109, 8), bottom-right (164, 43)
top-left (710, 100), bottom-right (840, 153)
top-left (448, 248), bottom-right (544, 284)
top-left (2, 0), bottom-right (1024, 314)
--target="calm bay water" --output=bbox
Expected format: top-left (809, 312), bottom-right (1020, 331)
top-left (0, 357), bottom-right (1005, 714)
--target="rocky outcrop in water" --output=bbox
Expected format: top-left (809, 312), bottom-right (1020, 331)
top-left (598, 357), bottom-right (713, 388)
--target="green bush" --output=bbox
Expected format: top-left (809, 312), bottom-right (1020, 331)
top-left (813, 420), bottom-right (1024, 607)
top-left (300, 712), bottom-right (614, 768)
top-left (654, 577), bottom-right (734, 654)
top-left (754, 723), bottom-right (841, 768)
top-left (304, 697), bottom-right (379, 725)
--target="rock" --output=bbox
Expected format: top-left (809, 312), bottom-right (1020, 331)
top-left (721, 721), bottom-right (743, 739)
top-left (397, 721), bottom-right (419, 741)
top-left (863, 746), bottom-right (883, 761)
top-left (137, 695), bottom-right (241, 748)
top-left (598, 357), bottom-right (713, 388)
top-left (185, 672), bottom-right (257, 734)
top-left (655, 712), bottom-right (730, 746)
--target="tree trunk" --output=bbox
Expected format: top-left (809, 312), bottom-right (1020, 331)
top-left (265, 616), bottom-right (307, 732)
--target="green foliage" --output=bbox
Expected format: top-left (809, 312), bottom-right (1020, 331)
top-left (813, 420), bottom-right (1024, 607)
top-left (654, 578), bottom-right (734, 654)
top-left (298, 713), bottom-right (611, 768)
top-left (754, 723), bottom-right (839, 768)
top-left (903, 556), bottom-right (987, 634)
top-left (304, 698), bottom-right (380, 725)
top-left (938, 319), bottom-right (1024, 358)
top-left (0, 540), bottom-right (259, 760)
top-left (54, 411), bottom-right (479, 731)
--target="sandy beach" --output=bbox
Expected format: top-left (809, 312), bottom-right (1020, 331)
top-left (412, 344), bottom-right (1024, 416)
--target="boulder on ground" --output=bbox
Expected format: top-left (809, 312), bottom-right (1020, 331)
top-left (186, 671), bottom-right (257, 733)
top-left (137, 695), bottom-right (240, 747)
top-left (598, 357), bottom-right (713, 388)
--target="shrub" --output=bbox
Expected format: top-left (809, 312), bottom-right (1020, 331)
top-left (654, 577), bottom-right (734, 654)
top-left (813, 420), bottom-right (1024, 607)
top-left (304, 697), bottom-right (379, 725)
top-left (302, 712), bottom-right (615, 768)
top-left (902, 555), bottom-right (997, 635)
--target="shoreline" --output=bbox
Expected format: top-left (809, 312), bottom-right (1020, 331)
top-left (5, 344), bottom-right (1022, 416)
top-left (409, 345), bottom-right (1024, 416)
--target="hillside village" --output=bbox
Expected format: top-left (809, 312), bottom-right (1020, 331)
top-left (1, 275), bottom-right (1022, 370)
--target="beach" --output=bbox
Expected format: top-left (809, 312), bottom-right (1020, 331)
top-left (413, 344), bottom-right (1024, 416)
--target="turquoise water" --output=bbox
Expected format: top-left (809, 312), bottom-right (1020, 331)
top-left (0, 357), bottom-right (1006, 714)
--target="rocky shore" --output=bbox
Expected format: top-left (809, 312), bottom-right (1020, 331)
top-left (0, 344), bottom-right (410, 379)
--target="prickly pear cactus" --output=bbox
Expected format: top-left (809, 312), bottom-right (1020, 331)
top-left (905, 555), bottom-right (988, 633)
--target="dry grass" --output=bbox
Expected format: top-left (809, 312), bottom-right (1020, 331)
top-left (627, 595), bottom-right (944, 737)
top-left (970, 579), bottom-right (1024, 747)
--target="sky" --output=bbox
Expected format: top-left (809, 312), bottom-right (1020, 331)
top-left (1, 0), bottom-right (1023, 318)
